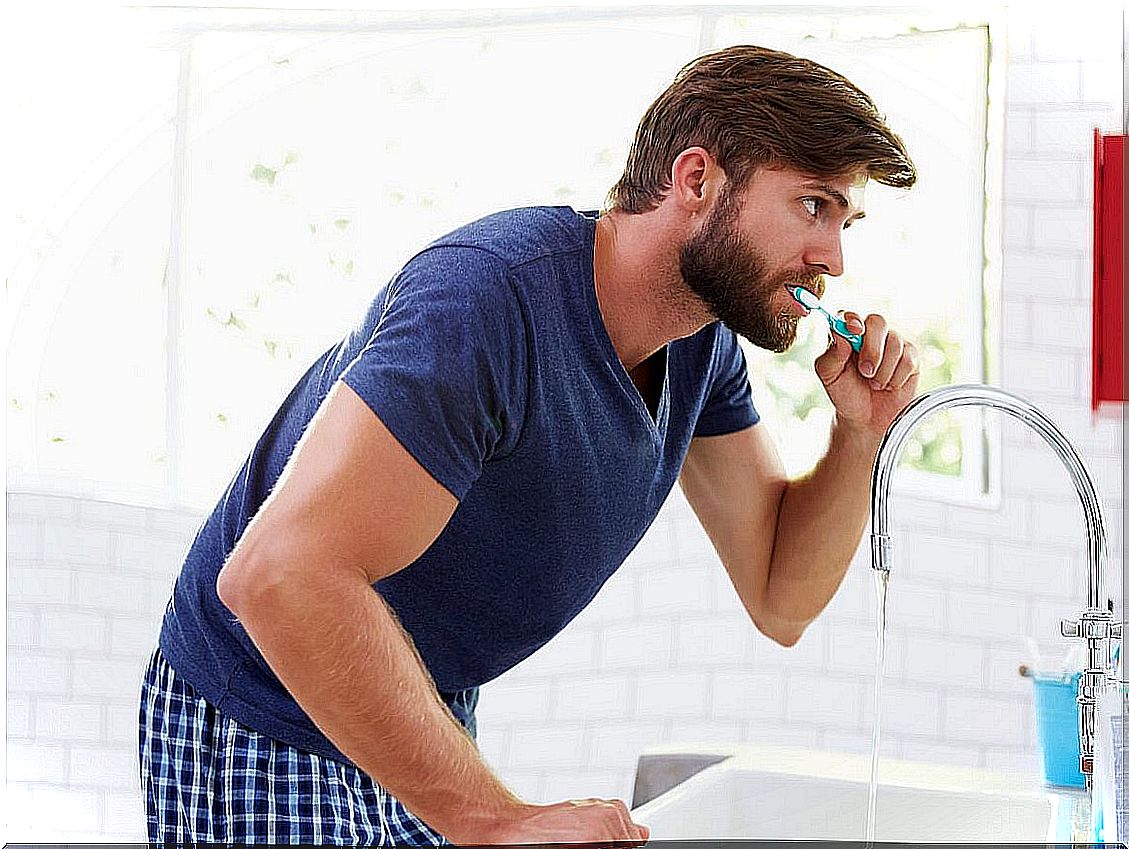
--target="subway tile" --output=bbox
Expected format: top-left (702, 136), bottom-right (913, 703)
top-left (7, 565), bottom-right (72, 604)
top-left (785, 673), bottom-right (863, 727)
top-left (1030, 207), bottom-right (1090, 253)
top-left (1027, 497), bottom-right (1094, 546)
top-left (497, 769), bottom-right (545, 804)
top-left (711, 671), bottom-right (785, 720)
top-left (599, 621), bottom-right (672, 671)
top-left (1081, 58), bottom-right (1123, 110)
top-left (145, 507), bottom-right (206, 540)
top-left (6, 519), bottom-right (43, 560)
top-left (990, 541), bottom-right (1084, 597)
top-left (741, 719), bottom-right (820, 748)
top-left (71, 657), bottom-right (147, 702)
top-left (944, 693), bottom-right (1029, 745)
top-left (675, 616), bottom-right (756, 666)
top-left (552, 675), bottom-right (632, 721)
top-left (822, 729), bottom-right (900, 758)
top-left (114, 530), bottom-right (190, 574)
top-left (899, 532), bottom-right (990, 588)
top-left (508, 628), bottom-right (597, 679)
top-left (40, 610), bottom-right (107, 653)
top-left (509, 724), bottom-right (587, 770)
top-left (1033, 9), bottom-right (1121, 62)
top-left (1007, 60), bottom-right (1082, 105)
top-left (635, 671), bottom-right (709, 719)
top-left (8, 652), bottom-right (68, 695)
top-left (861, 683), bottom-right (942, 737)
top-left (1003, 158), bottom-right (1084, 203)
top-left (1003, 205), bottom-right (1031, 249)
top-left (1002, 251), bottom-right (1084, 299)
top-left (1035, 110), bottom-right (1116, 154)
top-left (78, 499), bottom-right (150, 531)
top-left (109, 616), bottom-right (161, 657)
top-left (667, 719), bottom-right (743, 746)
top-left (102, 791), bottom-right (149, 841)
top-left (549, 767), bottom-right (635, 803)
top-left (943, 497), bottom-right (1028, 544)
top-left (7, 697), bottom-right (33, 738)
top-left (104, 701), bottom-right (142, 746)
top-left (588, 720), bottom-right (666, 771)
top-left (7, 606), bottom-right (38, 649)
top-left (7, 492), bottom-right (79, 520)
top-left (68, 746), bottom-right (138, 788)
top-left (1004, 110), bottom-right (1034, 155)
top-left (1000, 346), bottom-right (1078, 398)
top-left (946, 589), bottom-right (1027, 640)
top-left (35, 699), bottom-right (103, 742)
top-left (982, 745), bottom-right (1043, 776)
top-left (43, 524), bottom-right (112, 567)
top-left (898, 738), bottom-right (983, 767)
top-left (7, 740), bottom-right (67, 783)
top-left (633, 566), bottom-right (711, 615)
top-left (72, 571), bottom-right (156, 615)
top-left (898, 634), bottom-right (984, 689)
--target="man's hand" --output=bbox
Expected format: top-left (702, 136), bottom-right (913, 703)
top-left (473, 798), bottom-right (650, 846)
top-left (813, 310), bottom-right (920, 438)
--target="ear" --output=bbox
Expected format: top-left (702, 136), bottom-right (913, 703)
top-left (669, 146), bottom-right (726, 218)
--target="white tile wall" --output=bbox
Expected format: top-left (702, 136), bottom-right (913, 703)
top-left (5, 492), bottom-right (201, 841)
top-left (4, 6), bottom-right (1125, 841)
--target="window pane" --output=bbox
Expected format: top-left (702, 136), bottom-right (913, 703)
top-left (5, 28), bottom-right (179, 503)
top-left (180, 18), bottom-right (702, 509)
top-left (709, 21), bottom-right (989, 482)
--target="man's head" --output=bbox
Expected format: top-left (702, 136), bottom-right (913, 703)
top-left (606, 44), bottom-right (915, 215)
top-left (605, 45), bottom-right (915, 352)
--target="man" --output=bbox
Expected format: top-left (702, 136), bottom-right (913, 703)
top-left (139, 44), bottom-right (918, 845)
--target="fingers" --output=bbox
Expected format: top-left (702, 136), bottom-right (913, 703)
top-left (840, 311), bottom-right (885, 378)
top-left (839, 312), bottom-right (919, 391)
top-left (886, 340), bottom-right (920, 390)
top-left (813, 316), bottom-right (854, 386)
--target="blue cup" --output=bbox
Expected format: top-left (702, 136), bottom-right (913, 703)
top-left (1033, 672), bottom-right (1086, 788)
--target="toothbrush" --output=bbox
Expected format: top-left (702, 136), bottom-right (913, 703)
top-left (787, 285), bottom-right (865, 353)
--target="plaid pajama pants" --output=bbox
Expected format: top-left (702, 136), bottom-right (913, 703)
top-left (138, 646), bottom-right (451, 845)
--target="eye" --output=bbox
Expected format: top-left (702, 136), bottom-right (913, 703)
top-left (800, 197), bottom-right (823, 218)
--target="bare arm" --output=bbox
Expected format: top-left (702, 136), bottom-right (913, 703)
top-left (216, 381), bottom-right (519, 841)
top-left (678, 415), bottom-right (881, 646)
top-left (681, 308), bottom-right (918, 645)
top-left (216, 381), bottom-right (646, 845)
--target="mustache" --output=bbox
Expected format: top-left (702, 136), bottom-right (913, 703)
top-left (781, 271), bottom-right (826, 300)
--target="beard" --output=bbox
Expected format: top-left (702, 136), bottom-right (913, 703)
top-left (679, 188), bottom-right (824, 353)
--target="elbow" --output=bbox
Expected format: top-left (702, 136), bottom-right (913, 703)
top-left (751, 610), bottom-right (808, 648)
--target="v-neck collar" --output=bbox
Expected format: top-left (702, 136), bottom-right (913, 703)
top-left (579, 209), bottom-right (671, 442)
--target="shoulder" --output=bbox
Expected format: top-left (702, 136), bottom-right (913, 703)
top-left (424, 206), bottom-right (592, 268)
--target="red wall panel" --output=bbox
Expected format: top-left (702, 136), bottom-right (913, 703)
top-left (1092, 130), bottom-right (1126, 409)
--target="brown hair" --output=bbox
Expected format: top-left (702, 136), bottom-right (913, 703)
top-left (606, 44), bottom-right (916, 214)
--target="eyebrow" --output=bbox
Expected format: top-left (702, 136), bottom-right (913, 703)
top-left (803, 182), bottom-right (867, 221)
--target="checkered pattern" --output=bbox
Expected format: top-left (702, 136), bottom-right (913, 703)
top-left (138, 646), bottom-right (450, 845)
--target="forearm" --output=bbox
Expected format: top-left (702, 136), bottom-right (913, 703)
top-left (221, 566), bottom-right (523, 843)
top-left (763, 413), bottom-right (884, 641)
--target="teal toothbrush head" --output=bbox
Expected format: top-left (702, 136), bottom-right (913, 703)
top-left (787, 285), bottom-right (864, 353)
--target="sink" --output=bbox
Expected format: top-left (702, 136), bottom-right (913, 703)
top-left (631, 744), bottom-right (1057, 842)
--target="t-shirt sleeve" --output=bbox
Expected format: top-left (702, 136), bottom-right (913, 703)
top-left (338, 246), bottom-right (528, 500)
top-left (693, 323), bottom-right (760, 437)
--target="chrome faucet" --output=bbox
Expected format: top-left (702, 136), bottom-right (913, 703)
top-left (868, 382), bottom-right (1123, 788)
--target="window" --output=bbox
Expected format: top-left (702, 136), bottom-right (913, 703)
top-left (5, 6), bottom-right (1000, 511)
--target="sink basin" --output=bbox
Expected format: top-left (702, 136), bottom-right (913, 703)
top-left (631, 745), bottom-right (1057, 842)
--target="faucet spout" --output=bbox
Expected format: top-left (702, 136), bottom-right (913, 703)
top-left (868, 383), bottom-right (1119, 787)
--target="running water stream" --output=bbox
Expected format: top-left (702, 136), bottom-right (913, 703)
top-left (865, 568), bottom-right (891, 845)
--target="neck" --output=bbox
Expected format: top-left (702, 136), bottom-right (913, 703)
top-left (592, 208), bottom-right (712, 372)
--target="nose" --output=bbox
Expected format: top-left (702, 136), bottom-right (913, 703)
top-left (805, 231), bottom-right (845, 278)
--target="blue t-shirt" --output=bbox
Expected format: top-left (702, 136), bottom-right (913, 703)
top-left (159, 206), bottom-right (759, 765)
